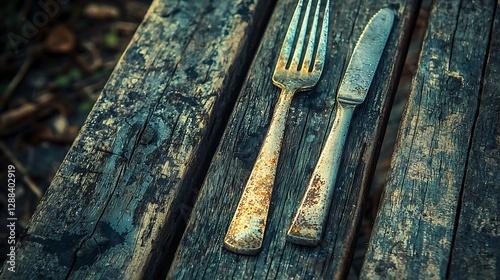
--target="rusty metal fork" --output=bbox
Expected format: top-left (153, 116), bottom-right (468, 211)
top-left (224, 0), bottom-right (330, 255)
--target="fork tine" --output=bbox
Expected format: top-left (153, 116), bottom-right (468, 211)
top-left (312, 0), bottom-right (329, 72)
top-left (277, 0), bottom-right (304, 67)
top-left (289, 0), bottom-right (313, 70)
top-left (302, 0), bottom-right (324, 71)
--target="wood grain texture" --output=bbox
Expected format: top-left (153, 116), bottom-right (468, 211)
top-left (362, 0), bottom-right (497, 278)
top-left (449, 2), bottom-right (500, 278)
top-left (168, 0), bottom-right (419, 278)
top-left (0, 0), bottom-right (273, 278)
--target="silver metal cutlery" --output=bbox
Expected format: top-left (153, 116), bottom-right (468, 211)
top-left (224, 0), bottom-right (330, 255)
top-left (287, 8), bottom-right (395, 246)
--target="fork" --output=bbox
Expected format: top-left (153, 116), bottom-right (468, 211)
top-left (224, 0), bottom-right (330, 255)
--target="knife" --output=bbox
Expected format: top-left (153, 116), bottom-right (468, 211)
top-left (287, 8), bottom-right (394, 246)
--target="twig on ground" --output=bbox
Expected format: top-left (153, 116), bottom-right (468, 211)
top-left (0, 45), bottom-right (45, 112)
top-left (0, 141), bottom-right (43, 199)
top-left (0, 94), bottom-right (57, 134)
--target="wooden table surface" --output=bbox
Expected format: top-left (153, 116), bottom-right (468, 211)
top-left (362, 0), bottom-right (500, 279)
top-left (1, 0), bottom-right (498, 279)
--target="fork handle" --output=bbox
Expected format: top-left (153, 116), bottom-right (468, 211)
top-left (224, 88), bottom-right (294, 255)
top-left (287, 102), bottom-right (355, 246)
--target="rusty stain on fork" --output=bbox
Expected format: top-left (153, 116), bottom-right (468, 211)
top-left (224, 0), bottom-right (330, 255)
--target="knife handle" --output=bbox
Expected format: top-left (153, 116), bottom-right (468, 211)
top-left (224, 89), bottom-right (294, 255)
top-left (287, 103), bottom-right (355, 246)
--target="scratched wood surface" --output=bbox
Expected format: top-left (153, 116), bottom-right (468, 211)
top-left (167, 0), bottom-right (419, 279)
top-left (0, 0), bottom-right (274, 278)
top-left (448, 2), bottom-right (500, 278)
top-left (361, 0), bottom-right (499, 278)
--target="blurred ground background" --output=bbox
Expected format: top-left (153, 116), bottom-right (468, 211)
top-left (0, 0), bottom-right (430, 275)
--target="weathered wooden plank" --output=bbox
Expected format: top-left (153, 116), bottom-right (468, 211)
top-left (448, 3), bottom-right (500, 278)
top-left (168, 0), bottom-right (419, 278)
top-left (0, 0), bottom-right (273, 278)
top-left (361, 0), bottom-right (496, 278)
